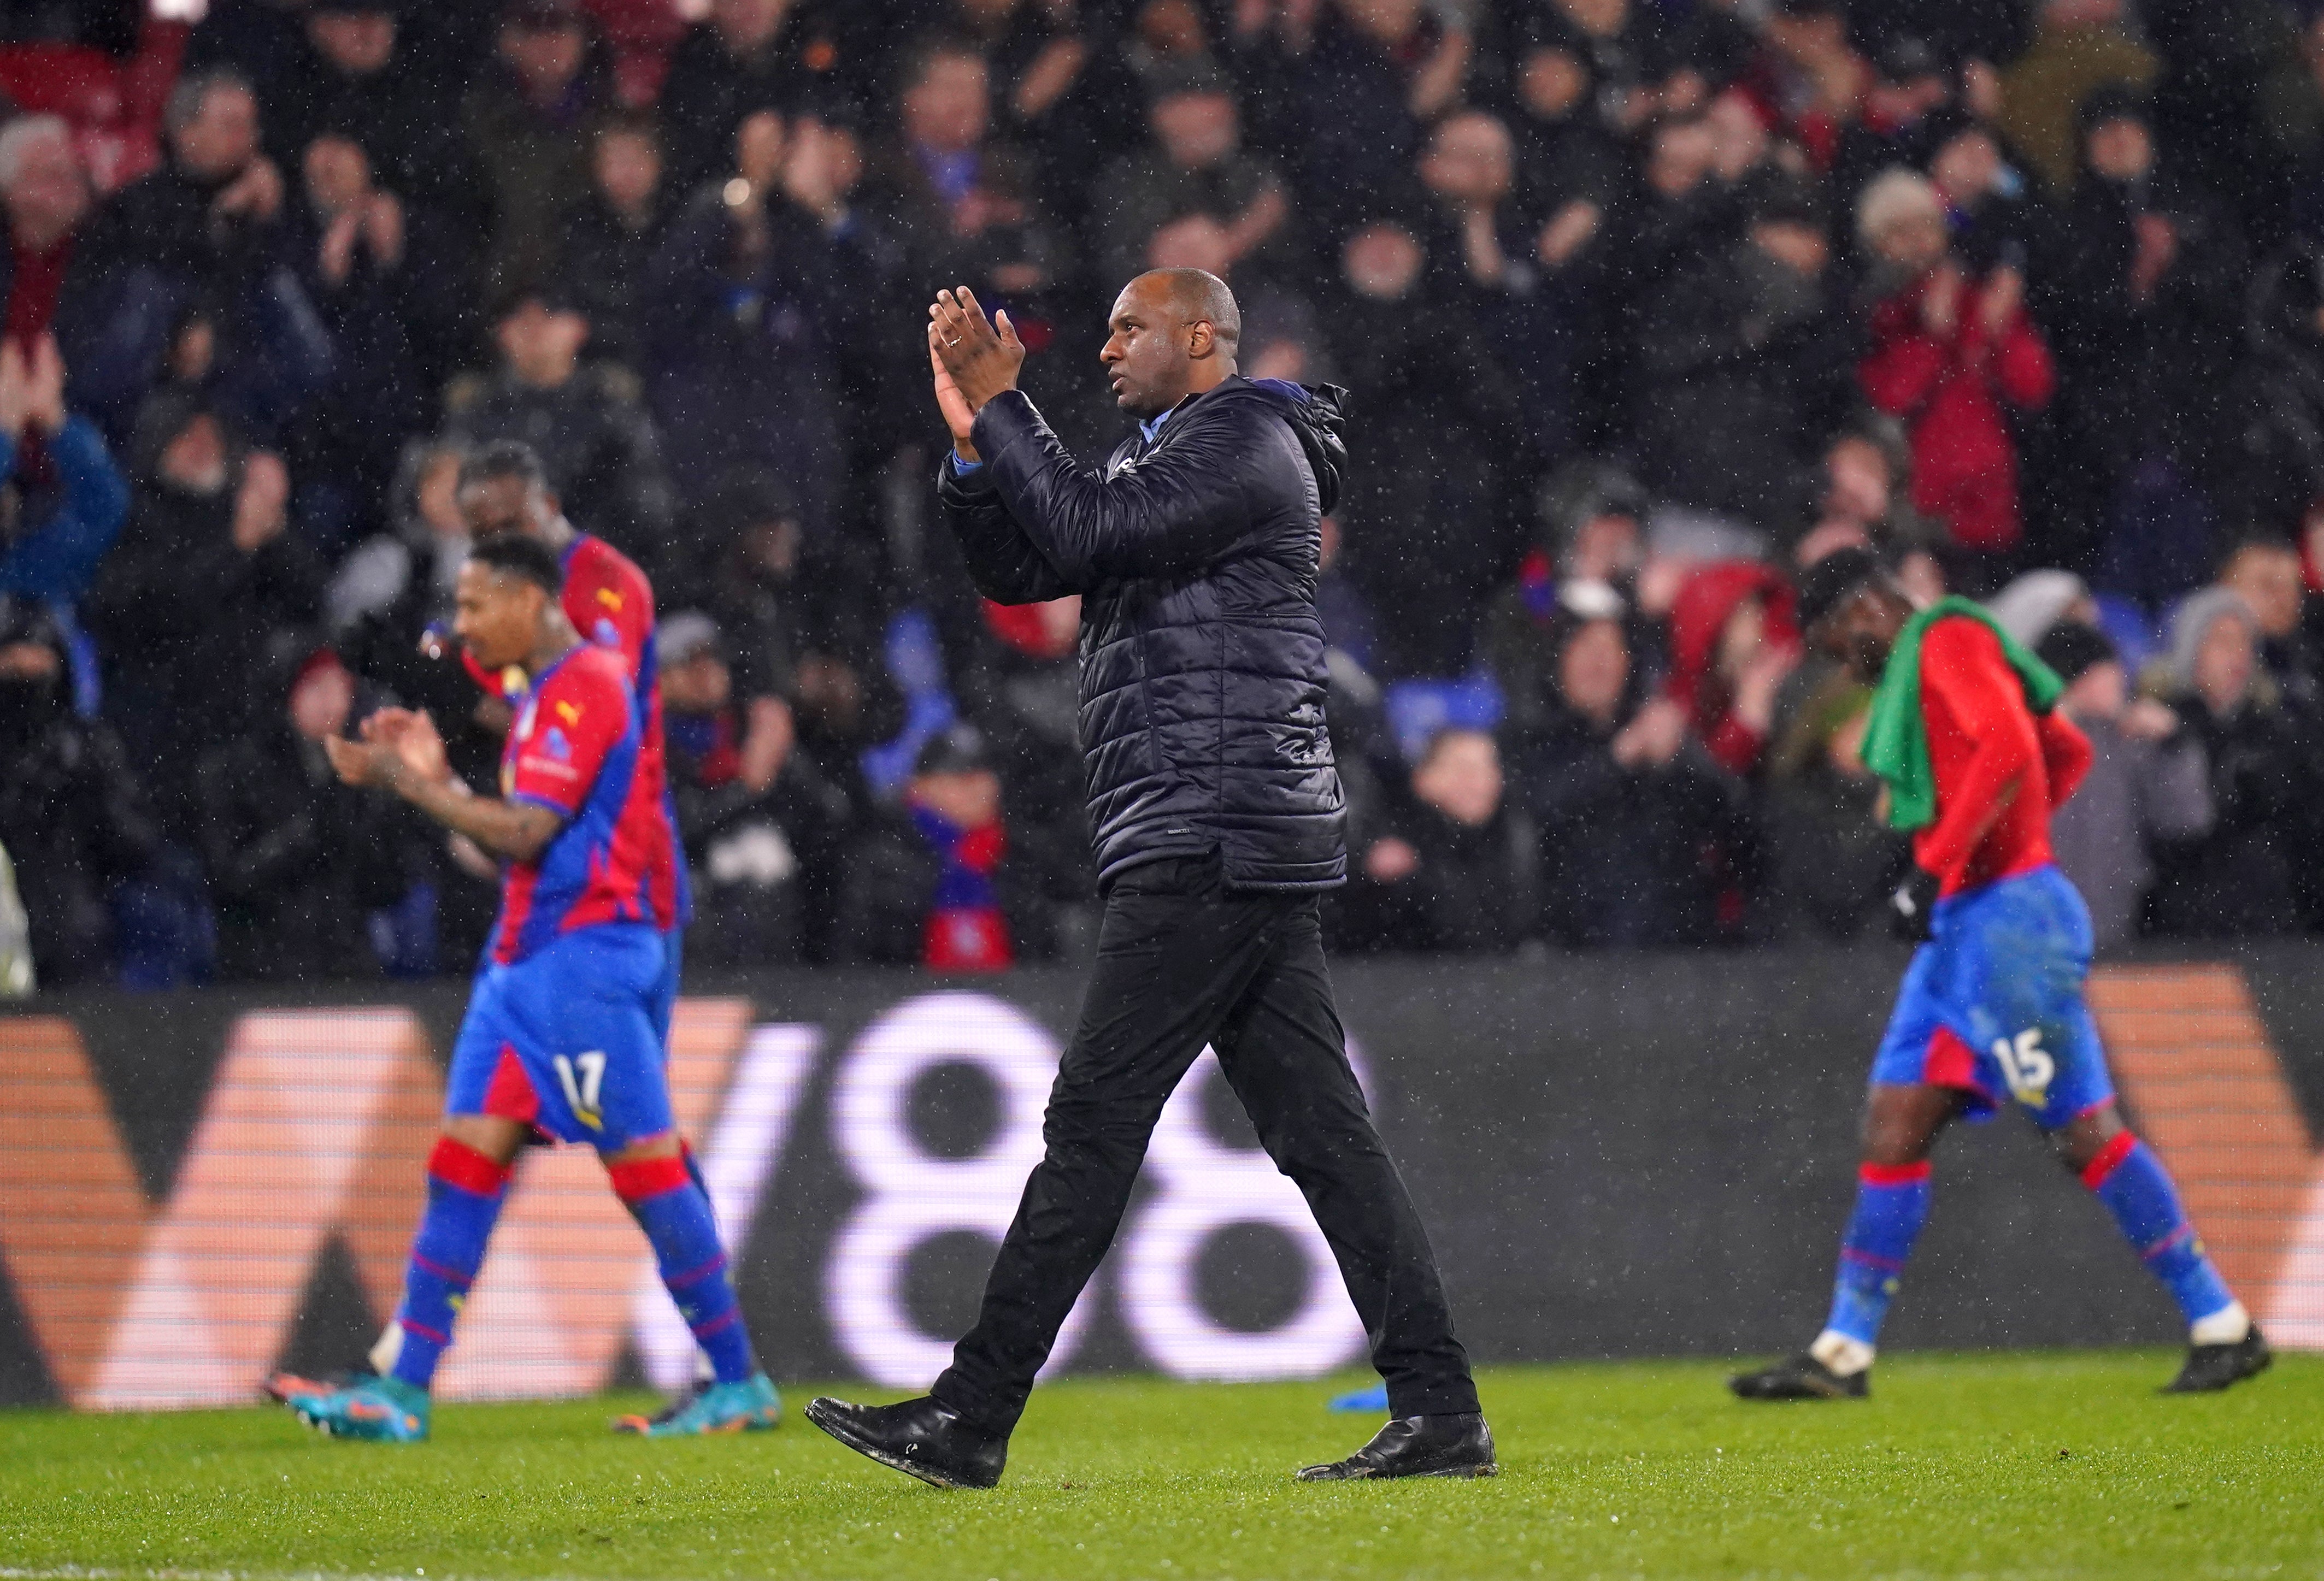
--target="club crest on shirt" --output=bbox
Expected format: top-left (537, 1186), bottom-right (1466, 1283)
top-left (592, 616), bottom-right (622, 648)
top-left (541, 725), bottom-right (573, 763)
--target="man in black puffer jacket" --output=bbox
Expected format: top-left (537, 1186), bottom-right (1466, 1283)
top-left (806, 272), bottom-right (1491, 1490)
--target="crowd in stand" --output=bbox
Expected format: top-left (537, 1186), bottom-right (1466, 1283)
top-left (9, 0), bottom-right (2324, 987)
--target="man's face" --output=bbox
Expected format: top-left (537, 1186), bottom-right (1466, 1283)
top-left (1520, 49), bottom-right (1587, 120)
top-left (2086, 117), bottom-right (2152, 182)
top-left (1558, 618), bottom-right (1629, 723)
top-left (1814, 587), bottom-right (1902, 685)
top-left (1873, 207), bottom-right (1948, 273)
top-left (1, 128), bottom-right (90, 239)
top-left (453, 561), bottom-right (545, 670)
top-left (1420, 114), bottom-right (1514, 205)
top-left (173, 85), bottom-right (261, 181)
top-left (903, 56), bottom-right (990, 153)
top-left (593, 129), bottom-right (662, 213)
top-left (909, 766), bottom-right (1004, 829)
top-left (499, 18), bottom-right (587, 96)
top-left (714, 0), bottom-right (787, 50)
top-left (1342, 223), bottom-right (1422, 300)
top-left (662, 651), bottom-right (732, 714)
top-left (1101, 278), bottom-right (1196, 417)
top-left (458, 473), bottom-right (549, 540)
top-left (2195, 612), bottom-right (2257, 715)
top-left (308, 9), bottom-right (397, 75)
top-left (2062, 659), bottom-right (2128, 721)
top-left (1151, 92), bottom-right (1236, 169)
top-left (1930, 129), bottom-right (2001, 204)
top-left (2223, 545), bottom-right (2303, 639)
top-left (497, 300), bottom-right (589, 387)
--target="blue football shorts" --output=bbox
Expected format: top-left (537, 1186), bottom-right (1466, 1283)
top-left (446, 921), bottom-right (675, 1150)
top-left (1868, 863), bottom-right (2117, 1129)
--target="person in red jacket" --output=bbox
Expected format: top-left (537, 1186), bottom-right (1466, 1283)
top-left (1855, 168), bottom-right (2054, 576)
top-left (1732, 548), bottom-right (2269, 1402)
top-left (1663, 559), bottom-right (1800, 776)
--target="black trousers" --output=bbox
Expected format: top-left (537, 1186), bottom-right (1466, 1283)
top-left (931, 856), bottom-right (1480, 1434)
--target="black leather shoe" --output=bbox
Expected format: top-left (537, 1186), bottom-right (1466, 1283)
top-left (1297, 1412), bottom-right (1496, 1481)
top-left (804, 1395), bottom-right (1008, 1489)
top-left (2163, 1325), bottom-right (2272, 1394)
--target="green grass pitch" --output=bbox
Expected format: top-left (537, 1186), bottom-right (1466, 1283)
top-left (2, 1353), bottom-right (2318, 1580)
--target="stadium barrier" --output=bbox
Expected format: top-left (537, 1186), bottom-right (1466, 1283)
top-left (2, 946), bottom-right (2320, 1409)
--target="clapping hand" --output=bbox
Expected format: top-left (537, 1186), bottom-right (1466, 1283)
top-left (362, 706), bottom-right (453, 786)
top-left (929, 287), bottom-right (1026, 418)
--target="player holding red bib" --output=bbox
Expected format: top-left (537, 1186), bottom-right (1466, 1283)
top-left (1732, 548), bottom-right (2269, 1401)
top-left (267, 534), bottom-right (775, 1441)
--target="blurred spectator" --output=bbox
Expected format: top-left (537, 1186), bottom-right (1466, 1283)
top-left (838, 724), bottom-right (1056, 970)
top-left (1510, 607), bottom-right (1754, 946)
top-left (658, 609), bottom-right (813, 967)
top-left (1296, 0), bottom-right (1472, 234)
top-left (1633, 175), bottom-right (1855, 534)
top-left (1759, 640), bottom-right (1893, 940)
top-left (1481, 464), bottom-right (1648, 740)
top-left (461, 0), bottom-right (614, 297)
top-left (85, 400), bottom-right (323, 830)
top-left (2039, 621), bottom-right (2211, 951)
top-left (2237, 237), bottom-right (2324, 533)
top-left (0, 335), bottom-right (128, 612)
top-left (1856, 167), bottom-right (2055, 582)
top-left (656, 0), bottom-right (833, 198)
top-left (1490, 0), bottom-right (1689, 144)
top-left (861, 40), bottom-right (1068, 308)
top-left (441, 285), bottom-right (676, 566)
top-left (0, 602), bottom-right (157, 986)
top-left (1326, 218), bottom-right (1523, 676)
top-left (2147, 587), bottom-right (2303, 936)
top-left (1662, 560), bottom-right (1800, 778)
top-left (255, 0), bottom-right (479, 234)
top-left (556, 111), bottom-right (669, 372)
top-left (2046, 89), bottom-right (2245, 592)
top-left (643, 111), bottom-right (857, 532)
top-left (1091, 64), bottom-right (1290, 290)
top-left (1986, 567), bottom-right (2096, 648)
top-left (0, 114), bottom-right (99, 353)
top-left (1996, 0), bottom-right (2158, 198)
top-left (1341, 727), bottom-right (1528, 953)
top-left (1918, 109), bottom-right (2049, 277)
top-left (285, 130), bottom-right (457, 548)
top-left (67, 67), bottom-right (336, 441)
top-left (193, 646), bottom-right (414, 981)
top-left (2216, 533), bottom-right (2316, 707)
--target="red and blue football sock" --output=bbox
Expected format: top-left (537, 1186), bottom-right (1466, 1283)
top-left (1822, 1160), bottom-right (1932, 1352)
top-left (2080, 1133), bottom-right (2239, 1331)
top-left (385, 1137), bottom-right (511, 1390)
top-left (610, 1155), bottom-right (757, 1384)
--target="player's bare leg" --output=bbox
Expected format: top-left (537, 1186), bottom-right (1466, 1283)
top-left (1731, 1083), bottom-right (1966, 1401)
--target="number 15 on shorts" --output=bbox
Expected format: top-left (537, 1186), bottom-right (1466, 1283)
top-left (555, 1051), bottom-right (607, 1131)
top-left (1992, 1029), bottom-right (2054, 1109)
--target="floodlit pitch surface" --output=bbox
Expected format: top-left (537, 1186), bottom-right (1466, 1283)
top-left (1, 1355), bottom-right (2317, 1580)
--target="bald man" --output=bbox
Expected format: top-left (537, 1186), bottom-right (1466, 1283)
top-left (803, 275), bottom-right (1492, 1486)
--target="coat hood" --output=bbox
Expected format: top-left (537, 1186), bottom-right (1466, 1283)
top-left (1246, 377), bottom-right (1348, 515)
top-left (1666, 559), bottom-right (1798, 707)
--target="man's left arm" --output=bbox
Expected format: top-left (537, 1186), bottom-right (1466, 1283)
top-left (973, 391), bottom-right (1261, 584)
top-left (326, 721), bottom-right (564, 863)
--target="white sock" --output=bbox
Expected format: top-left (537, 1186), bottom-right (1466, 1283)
top-left (368, 1320), bottom-right (404, 1377)
top-left (1810, 1329), bottom-right (1877, 1377)
top-left (2190, 1300), bottom-right (2251, 1347)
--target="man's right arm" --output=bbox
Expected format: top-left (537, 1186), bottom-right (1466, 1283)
top-left (937, 452), bottom-right (1078, 604)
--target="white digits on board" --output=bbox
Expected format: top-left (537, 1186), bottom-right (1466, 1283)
top-left (1119, 1048), bottom-right (1370, 1381)
top-left (825, 993), bottom-right (1096, 1388)
top-left (1992, 1028), bottom-right (2055, 1108)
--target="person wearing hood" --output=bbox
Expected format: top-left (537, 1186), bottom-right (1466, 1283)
top-left (192, 644), bottom-right (418, 982)
top-left (83, 392), bottom-right (325, 834)
top-left (0, 602), bottom-right (158, 987)
top-left (804, 273), bottom-right (1491, 1490)
top-left (1663, 558), bottom-right (1802, 777)
top-left (2146, 587), bottom-right (2304, 936)
top-left (2038, 621), bottom-right (2211, 952)
top-left (2045, 88), bottom-right (2246, 590)
top-left (1480, 463), bottom-right (1651, 746)
top-left (1337, 726), bottom-right (1529, 954)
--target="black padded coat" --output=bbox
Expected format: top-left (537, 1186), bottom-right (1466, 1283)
top-left (937, 375), bottom-right (1351, 889)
